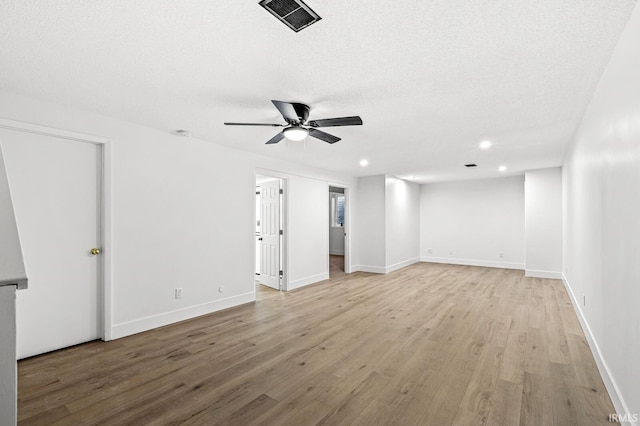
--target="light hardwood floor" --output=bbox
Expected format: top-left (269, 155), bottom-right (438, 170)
top-left (329, 255), bottom-right (345, 278)
top-left (18, 263), bottom-right (617, 425)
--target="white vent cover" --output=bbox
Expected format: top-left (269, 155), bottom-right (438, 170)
top-left (259, 0), bottom-right (321, 32)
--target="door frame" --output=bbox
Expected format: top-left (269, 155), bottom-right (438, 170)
top-left (327, 182), bottom-right (351, 273)
top-left (0, 117), bottom-right (113, 341)
top-left (255, 169), bottom-right (289, 291)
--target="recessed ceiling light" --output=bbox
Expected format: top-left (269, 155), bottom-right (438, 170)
top-left (359, 159), bottom-right (369, 167)
top-left (479, 140), bottom-right (492, 149)
top-left (172, 130), bottom-right (192, 137)
top-left (498, 165), bottom-right (507, 172)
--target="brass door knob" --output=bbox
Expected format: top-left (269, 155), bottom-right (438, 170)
top-left (90, 248), bottom-right (101, 255)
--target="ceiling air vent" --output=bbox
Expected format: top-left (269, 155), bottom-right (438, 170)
top-left (259, 0), bottom-right (321, 32)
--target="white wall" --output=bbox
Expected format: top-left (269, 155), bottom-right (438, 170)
top-left (420, 176), bottom-right (525, 269)
top-left (385, 176), bottom-right (420, 272)
top-left (563, 2), bottom-right (640, 419)
top-left (354, 175), bottom-right (420, 273)
top-left (110, 130), bottom-right (257, 337)
top-left (0, 92), bottom-right (356, 341)
top-left (524, 167), bottom-right (563, 278)
top-left (355, 175), bottom-right (386, 272)
top-left (288, 176), bottom-right (329, 289)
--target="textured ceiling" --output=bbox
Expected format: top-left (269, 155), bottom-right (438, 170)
top-left (0, 0), bottom-right (636, 182)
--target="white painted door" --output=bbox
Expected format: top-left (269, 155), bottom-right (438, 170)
top-left (259, 180), bottom-right (280, 290)
top-left (0, 129), bottom-right (101, 359)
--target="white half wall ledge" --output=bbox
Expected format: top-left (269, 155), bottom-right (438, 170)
top-left (561, 274), bottom-right (635, 426)
top-left (288, 273), bottom-right (329, 291)
top-left (110, 292), bottom-right (255, 340)
top-left (0, 285), bottom-right (17, 426)
top-left (0, 144), bottom-right (28, 291)
top-left (0, 279), bottom-right (27, 289)
top-left (420, 257), bottom-right (525, 270)
top-left (525, 269), bottom-right (563, 279)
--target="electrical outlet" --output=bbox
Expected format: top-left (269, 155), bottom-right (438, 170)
top-left (449, 249), bottom-right (455, 255)
top-left (427, 248), bottom-right (433, 254)
top-left (175, 288), bottom-right (183, 299)
top-left (499, 252), bottom-right (504, 258)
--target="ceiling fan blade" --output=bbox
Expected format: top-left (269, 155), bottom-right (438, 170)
top-left (308, 116), bottom-right (363, 128)
top-left (224, 122), bottom-right (284, 127)
top-left (308, 128), bottom-right (341, 144)
top-left (265, 131), bottom-right (285, 145)
top-left (271, 100), bottom-right (302, 124)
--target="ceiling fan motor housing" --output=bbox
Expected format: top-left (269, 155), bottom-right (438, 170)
top-left (289, 102), bottom-right (310, 124)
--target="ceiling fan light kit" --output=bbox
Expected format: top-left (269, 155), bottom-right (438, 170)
top-left (283, 126), bottom-right (308, 141)
top-left (224, 100), bottom-right (363, 145)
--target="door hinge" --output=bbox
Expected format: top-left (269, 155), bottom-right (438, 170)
top-left (279, 229), bottom-right (283, 235)
top-left (279, 188), bottom-right (283, 194)
top-left (279, 270), bottom-right (283, 277)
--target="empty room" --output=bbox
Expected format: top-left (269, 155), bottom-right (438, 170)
top-left (1, 1), bottom-right (639, 425)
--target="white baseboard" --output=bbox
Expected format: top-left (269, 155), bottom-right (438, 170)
top-left (354, 265), bottom-right (387, 274)
top-left (329, 250), bottom-right (344, 256)
top-left (420, 256), bottom-right (525, 270)
top-left (525, 269), bottom-right (563, 279)
top-left (385, 257), bottom-right (420, 273)
top-left (288, 272), bottom-right (329, 291)
top-left (353, 258), bottom-right (420, 274)
top-left (562, 274), bottom-right (636, 426)
top-left (110, 291), bottom-right (255, 340)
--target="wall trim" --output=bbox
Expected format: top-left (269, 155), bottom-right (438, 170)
top-left (0, 117), bottom-right (110, 145)
top-left (111, 292), bottom-right (255, 340)
top-left (354, 265), bottom-right (387, 274)
top-left (420, 256), bottom-right (525, 270)
top-left (525, 269), bottom-right (563, 279)
top-left (354, 258), bottom-right (421, 274)
top-left (288, 272), bottom-right (329, 291)
top-left (386, 257), bottom-right (420, 273)
top-left (562, 273), bottom-right (635, 426)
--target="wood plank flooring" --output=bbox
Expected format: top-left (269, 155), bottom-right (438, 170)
top-left (329, 255), bottom-right (345, 278)
top-left (18, 263), bottom-right (618, 425)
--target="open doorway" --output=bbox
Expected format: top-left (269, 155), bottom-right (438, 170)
top-left (256, 174), bottom-right (285, 291)
top-left (329, 185), bottom-right (348, 277)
